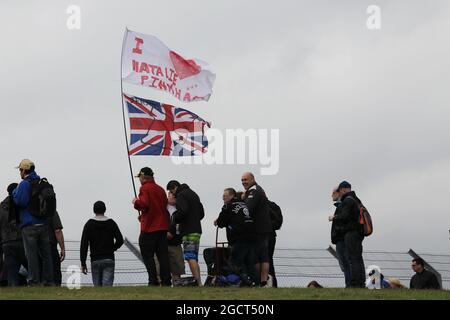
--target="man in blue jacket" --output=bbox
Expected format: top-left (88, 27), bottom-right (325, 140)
top-left (12, 159), bottom-right (54, 286)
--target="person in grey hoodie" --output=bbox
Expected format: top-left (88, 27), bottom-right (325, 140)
top-left (80, 201), bottom-right (123, 286)
top-left (0, 183), bottom-right (28, 286)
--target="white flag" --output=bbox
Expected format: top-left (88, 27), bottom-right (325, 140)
top-left (121, 30), bottom-right (216, 103)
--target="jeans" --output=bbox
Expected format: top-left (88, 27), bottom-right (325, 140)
top-left (2, 241), bottom-right (28, 287)
top-left (139, 231), bottom-right (171, 286)
top-left (230, 240), bottom-right (257, 284)
top-left (268, 233), bottom-right (278, 288)
top-left (344, 230), bottom-right (365, 288)
top-left (336, 240), bottom-right (352, 288)
top-left (91, 259), bottom-right (115, 286)
top-left (22, 224), bottom-right (54, 285)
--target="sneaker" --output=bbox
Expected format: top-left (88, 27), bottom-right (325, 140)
top-left (267, 275), bottom-right (273, 287)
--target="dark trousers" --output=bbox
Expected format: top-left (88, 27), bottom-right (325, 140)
top-left (139, 231), bottom-right (171, 286)
top-left (268, 233), bottom-right (278, 288)
top-left (2, 241), bottom-right (28, 287)
top-left (50, 243), bottom-right (61, 286)
top-left (230, 240), bottom-right (257, 284)
top-left (344, 230), bottom-right (365, 288)
top-left (336, 240), bottom-right (352, 288)
top-left (22, 225), bottom-right (54, 285)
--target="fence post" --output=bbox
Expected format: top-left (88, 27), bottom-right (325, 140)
top-left (124, 237), bottom-right (144, 263)
top-left (327, 245), bottom-right (339, 260)
top-left (408, 248), bottom-right (442, 289)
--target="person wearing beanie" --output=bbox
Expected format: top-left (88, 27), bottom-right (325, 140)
top-left (331, 180), bottom-right (366, 288)
top-left (80, 201), bottom-right (124, 286)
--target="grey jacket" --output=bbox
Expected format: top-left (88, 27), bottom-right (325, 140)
top-left (0, 197), bottom-right (22, 245)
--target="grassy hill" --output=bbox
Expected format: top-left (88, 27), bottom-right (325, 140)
top-left (0, 287), bottom-right (449, 300)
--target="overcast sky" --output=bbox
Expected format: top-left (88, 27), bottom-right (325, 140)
top-left (1, 0), bottom-right (450, 254)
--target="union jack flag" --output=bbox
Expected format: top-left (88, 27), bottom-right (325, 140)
top-left (124, 94), bottom-right (210, 156)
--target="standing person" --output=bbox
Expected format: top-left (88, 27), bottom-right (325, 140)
top-left (47, 211), bottom-right (65, 286)
top-left (215, 188), bottom-right (257, 286)
top-left (80, 201), bottom-right (123, 286)
top-left (12, 159), bottom-right (54, 286)
top-left (329, 186), bottom-right (352, 288)
top-left (241, 172), bottom-right (273, 287)
top-left (166, 180), bottom-right (204, 286)
top-left (167, 191), bottom-right (185, 282)
top-left (133, 167), bottom-right (171, 286)
top-left (0, 183), bottom-right (28, 286)
top-left (410, 258), bottom-right (441, 289)
top-left (331, 181), bottom-right (365, 288)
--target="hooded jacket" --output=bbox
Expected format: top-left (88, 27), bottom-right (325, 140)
top-left (134, 178), bottom-right (170, 234)
top-left (173, 184), bottom-right (204, 235)
top-left (12, 171), bottom-right (47, 228)
top-left (0, 197), bottom-right (22, 244)
top-left (243, 184), bottom-right (273, 234)
top-left (80, 216), bottom-right (123, 267)
top-left (333, 191), bottom-right (364, 235)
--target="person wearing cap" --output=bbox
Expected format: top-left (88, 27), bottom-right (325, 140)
top-left (330, 181), bottom-right (366, 288)
top-left (80, 201), bottom-right (123, 286)
top-left (166, 180), bottom-right (205, 286)
top-left (132, 167), bottom-right (172, 286)
top-left (12, 159), bottom-right (54, 286)
top-left (0, 183), bottom-right (28, 286)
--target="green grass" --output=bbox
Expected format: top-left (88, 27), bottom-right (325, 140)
top-left (0, 287), bottom-right (449, 300)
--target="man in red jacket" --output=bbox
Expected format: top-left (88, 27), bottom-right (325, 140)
top-left (132, 167), bottom-right (171, 286)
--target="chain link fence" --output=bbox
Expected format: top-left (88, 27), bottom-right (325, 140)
top-left (60, 240), bottom-right (450, 289)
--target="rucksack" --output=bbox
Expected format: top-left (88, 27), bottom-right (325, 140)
top-left (267, 200), bottom-right (283, 231)
top-left (359, 205), bottom-right (373, 237)
top-left (27, 178), bottom-right (56, 219)
top-left (347, 196), bottom-right (373, 236)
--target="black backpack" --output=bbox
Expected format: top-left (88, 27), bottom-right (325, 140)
top-left (27, 178), bottom-right (56, 219)
top-left (267, 200), bottom-right (283, 231)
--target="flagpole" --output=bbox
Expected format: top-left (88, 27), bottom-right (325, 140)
top-left (120, 27), bottom-right (138, 199)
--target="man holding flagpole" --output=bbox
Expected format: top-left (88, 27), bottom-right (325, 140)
top-left (132, 167), bottom-right (172, 286)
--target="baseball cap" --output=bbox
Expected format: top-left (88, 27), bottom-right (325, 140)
top-left (15, 159), bottom-right (35, 170)
top-left (337, 181), bottom-right (351, 190)
top-left (135, 167), bottom-right (154, 178)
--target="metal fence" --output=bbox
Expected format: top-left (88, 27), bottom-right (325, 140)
top-left (60, 240), bottom-right (450, 289)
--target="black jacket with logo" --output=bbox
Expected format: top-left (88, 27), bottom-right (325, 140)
top-left (173, 184), bottom-right (204, 235)
top-left (217, 199), bottom-right (257, 245)
top-left (244, 184), bottom-right (273, 234)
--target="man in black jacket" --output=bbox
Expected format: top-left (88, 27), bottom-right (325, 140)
top-left (215, 188), bottom-right (257, 286)
top-left (410, 258), bottom-right (441, 289)
top-left (241, 172), bottom-right (273, 287)
top-left (167, 181), bottom-right (204, 286)
top-left (329, 187), bottom-right (352, 287)
top-left (80, 201), bottom-right (124, 286)
top-left (331, 181), bottom-right (365, 288)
